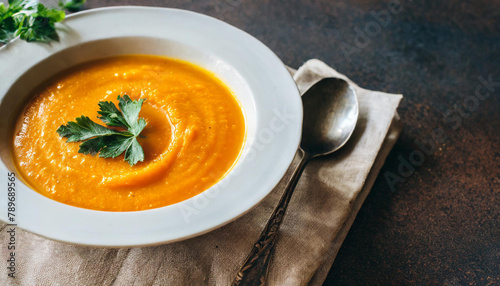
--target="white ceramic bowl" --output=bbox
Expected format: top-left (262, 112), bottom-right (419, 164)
top-left (0, 7), bottom-right (302, 247)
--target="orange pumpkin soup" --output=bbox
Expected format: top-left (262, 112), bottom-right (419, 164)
top-left (12, 55), bottom-right (245, 211)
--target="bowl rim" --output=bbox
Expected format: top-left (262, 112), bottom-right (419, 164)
top-left (0, 6), bottom-right (302, 247)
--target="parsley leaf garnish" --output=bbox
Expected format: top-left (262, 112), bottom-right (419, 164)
top-left (57, 95), bottom-right (148, 166)
top-left (15, 4), bottom-right (66, 42)
top-left (1, 0), bottom-right (84, 44)
top-left (58, 0), bottom-right (85, 12)
top-left (0, 15), bottom-right (18, 43)
top-left (0, 0), bottom-right (25, 43)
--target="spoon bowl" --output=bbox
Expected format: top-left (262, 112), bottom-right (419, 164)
top-left (301, 77), bottom-right (359, 156)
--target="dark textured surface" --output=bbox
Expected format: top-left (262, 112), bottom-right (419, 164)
top-left (10, 0), bottom-right (500, 284)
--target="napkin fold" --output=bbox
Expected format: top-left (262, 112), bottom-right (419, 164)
top-left (0, 59), bottom-right (402, 286)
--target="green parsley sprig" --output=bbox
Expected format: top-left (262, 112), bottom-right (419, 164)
top-left (57, 95), bottom-right (148, 166)
top-left (58, 0), bottom-right (85, 12)
top-left (0, 0), bottom-right (85, 44)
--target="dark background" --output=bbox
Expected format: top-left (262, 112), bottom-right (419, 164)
top-left (10, 0), bottom-right (500, 285)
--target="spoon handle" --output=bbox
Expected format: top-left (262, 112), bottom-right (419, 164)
top-left (232, 150), bottom-right (311, 286)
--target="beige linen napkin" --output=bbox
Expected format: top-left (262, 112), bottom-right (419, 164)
top-left (0, 59), bottom-right (402, 286)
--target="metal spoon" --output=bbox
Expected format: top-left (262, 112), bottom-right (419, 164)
top-left (232, 77), bottom-right (359, 286)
